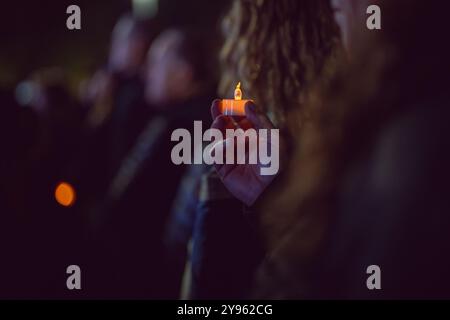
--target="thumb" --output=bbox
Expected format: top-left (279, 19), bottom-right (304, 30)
top-left (210, 99), bottom-right (222, 121)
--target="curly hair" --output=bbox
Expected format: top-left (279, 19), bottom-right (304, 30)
top-left (259, 0), bottom-right (450, 297)
top-left (219, 0), bottom-right (341, 128)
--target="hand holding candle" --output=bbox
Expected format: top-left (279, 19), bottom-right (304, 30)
top-left (220, 82), bottom-right (253, 117)
top-left (210, 98), bottom-right (285, 206)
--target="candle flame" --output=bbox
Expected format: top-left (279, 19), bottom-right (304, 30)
top-left (234, 82), bottom-right (242, 100)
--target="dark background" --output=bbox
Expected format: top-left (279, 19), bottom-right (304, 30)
top-left (0, 0), bottom-right (230, 90)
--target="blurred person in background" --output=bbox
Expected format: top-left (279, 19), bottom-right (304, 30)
top-left (86, 28), bottom-right (216, 298)
top-left (256, 0), bottom-right (450, 299)
top-left (0, 68), bottom-right (83, 297)
top-left (26, 69), bottom-right (83, 172)
top-left (78, 14), bottom-right (155, 199)
top-left (147, 28), bottom-right (220, 298)
top-left (189, 0), bottom-right (341, 299)
top-left (58, 13), bottom-right (156, 298)
top-left (0, 88), bottom-right (32, 217)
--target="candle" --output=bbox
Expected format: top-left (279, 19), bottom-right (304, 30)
top-left (221, 82), bottom-right (252, 116)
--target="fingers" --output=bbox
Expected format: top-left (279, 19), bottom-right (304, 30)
top-left (210, 117), bottom-right (236, 174)
top-left (211, 114), bottom-right (227, 134)
top-left (245, 101), bottom-right (275, 130)
top-left (211, 115), bottom-right (238, 136)
top-left (211, 99), bottom-right (222, 121)
top-left (236, 118), bottom-right (254, 131)
top-left (211, 99), bottom-right (266, 131)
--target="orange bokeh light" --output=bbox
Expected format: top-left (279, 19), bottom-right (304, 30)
top-left (55, 182), bottom-right (76, 207)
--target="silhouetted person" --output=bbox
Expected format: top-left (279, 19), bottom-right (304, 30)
top-left (256, 0), bottom-right (450, 299)
top-left (78, 14), bottom-right (155, 201)
top-left (87, 28), bottom-right (215, 298)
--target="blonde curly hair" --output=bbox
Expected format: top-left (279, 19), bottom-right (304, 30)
top-left (219, 0), bottom-right (341, 128)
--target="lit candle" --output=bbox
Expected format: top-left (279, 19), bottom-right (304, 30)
top-left (221, 82), bottom-right (252, 116)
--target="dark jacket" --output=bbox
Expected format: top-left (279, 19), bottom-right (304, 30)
top-left (256, 99), bottom-right (450, 299)
top-left (86, 94), bottom-right (212, 298)
top-left (190, 168), bottom-right (265, 299)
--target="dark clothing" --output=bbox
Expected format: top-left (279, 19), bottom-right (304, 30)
top-left (163, 163), bottom-right (209, 297)
top-left (107, 74), bottom-right (149, 180)
top-left (311, 101), bottom-right (450, 299)
top-left (190, 169), bottom-right (265, 299)
top-left (86, 94), bottom-right (211, 298)
top-left (257, 99), bottom-right (450, 299)
top-left (75, 73), bottom-right (150, 203)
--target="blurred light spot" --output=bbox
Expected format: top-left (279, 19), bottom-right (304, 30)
top-left (133, 0), bottom-right (158, 18)
top-left (55, 182), bottom-right (76, 207)
top-left (15, 81), bottom-right (36, 106)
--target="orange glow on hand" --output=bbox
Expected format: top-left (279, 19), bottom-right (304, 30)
top-left (55, 182), bottom-right (76, 207)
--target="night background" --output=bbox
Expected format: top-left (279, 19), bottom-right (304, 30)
top-left (1, 0), bottom-right (450, 302)
top-left (0, 0), bottom-right (229, 88)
